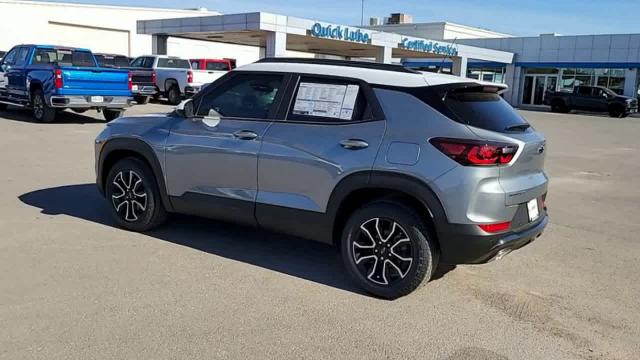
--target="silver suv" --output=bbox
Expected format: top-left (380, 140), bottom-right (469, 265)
top-left (95, 58), bottom-right (548, 299)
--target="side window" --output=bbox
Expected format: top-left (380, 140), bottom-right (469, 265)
top-left (15, 47), bottom-right (30, 65)
top-left (577, 87), bottom-right (591, 96)
top-left (190, 60), bottom-right (200, 69)
top-left (287, 77), bottom-right (373, 122)
top-left (196, 73), bottom-right (283, 119)
top-left (2, 48), bottom-right (18, 65)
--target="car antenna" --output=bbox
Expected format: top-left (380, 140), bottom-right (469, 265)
top-left (437, 37), bottom-right (458, 74)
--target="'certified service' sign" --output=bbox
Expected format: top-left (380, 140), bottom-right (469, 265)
top-left (400, 38), bottom-right (459, 56)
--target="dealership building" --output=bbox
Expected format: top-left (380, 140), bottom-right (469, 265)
top-left (2, 0), bottom-right (640, 108)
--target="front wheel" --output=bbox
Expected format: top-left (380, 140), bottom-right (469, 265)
top-left (341, 201), bottom-right (438, 299)
top-left (32, 89), bottom-right (56, 123)
top-left (105, 157), bottom-right (167, 232)
top-left (103, 109), bottom-right (123, 121)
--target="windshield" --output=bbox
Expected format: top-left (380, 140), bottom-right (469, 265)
top-left (32, 48), bottom-right (96, 67)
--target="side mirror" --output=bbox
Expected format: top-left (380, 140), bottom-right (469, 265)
top-left (175, 99), bottom-right (195, 118)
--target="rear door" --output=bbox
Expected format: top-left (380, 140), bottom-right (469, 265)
top-left (0, 47), bottom-right (18, 94)
top-left (6, 46), bottom-right (30, 98)
top-left (256, 75), bottom-right (386, 240)
top-left (164, 72), bottom-right (289, 226)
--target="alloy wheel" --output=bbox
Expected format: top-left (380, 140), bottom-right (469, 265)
top-left (33, 95), bottom-right (43, 119)
top-left (111, 170), bottom-right (148, 222)
top-left (351, 218), bottom-right (414, 285)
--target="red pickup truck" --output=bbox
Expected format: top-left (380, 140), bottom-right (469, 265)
top-left (189, 58), bottom-right (234, 72)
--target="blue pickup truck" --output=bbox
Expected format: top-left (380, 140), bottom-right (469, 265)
top-left (0, 45), bottom-right (133, 122)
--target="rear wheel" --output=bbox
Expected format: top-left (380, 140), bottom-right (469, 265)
top-left (134, 95), bottom-right (149, 105)
top-left (32, 88), bottom-right (56, 123)
top-left (0, 103), bottom-right (7, 111)
top-left (166, 86), bottom-right (181, 105)
top-left (103, 109), bottom-right (123, 121)
top-left (341, 201), bottom-right (437, 299)
top-left (105, 157), bottom-right (167, 232)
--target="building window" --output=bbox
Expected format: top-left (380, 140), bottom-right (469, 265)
top-left (467, 67), bottom-right (506, 83)
top-left (527, 67), bottom-right (627, 95)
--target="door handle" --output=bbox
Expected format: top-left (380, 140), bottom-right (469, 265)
top-left (233, 130), bottom-right (258, 140)
top-left (340, 139), bottom-right (369, 150)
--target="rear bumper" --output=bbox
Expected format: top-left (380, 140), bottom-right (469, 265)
top-left (438, 214), bottom-right (548, 264)
top-left (132, 85), bottom-right (158, 96)
top-left (185, 85), bottom-right (201, 97)
top-left (49, 95), bottom-right (132, 109)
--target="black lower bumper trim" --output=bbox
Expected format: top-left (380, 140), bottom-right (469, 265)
top-left (438, 215), bottom-right (549, 264)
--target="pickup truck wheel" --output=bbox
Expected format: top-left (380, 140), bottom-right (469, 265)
top-left (341, 201), bottom-right (437, 299)
top-left (134, 95), bottom-right (149, 105)
top-left (0, 103), bottom-right (7, 111)
top-left (550, 101), bottom-right (569, 113)
top-left (105, 157), bottom-right (167, 232)
top-left (103, 109), bottom-right (124, 121)
top-left (166, 86), bottom-right (181, 105)
top-left (32, 89), bottom-right (56, 123)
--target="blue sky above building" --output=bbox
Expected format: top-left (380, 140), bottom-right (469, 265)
top-left (42, 0), bottom-right (640, 36)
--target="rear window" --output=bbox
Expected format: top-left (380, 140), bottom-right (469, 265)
top-left (400, 84), bottom-right (529, 133)
top-left (157, 58), bottom-right (190, 69)
top-left (32, 48), bottom-right (96, 67)
top-left (96, 55), bottom-right (130, 68)
top-left (206, 61), bottom-right (230, 71)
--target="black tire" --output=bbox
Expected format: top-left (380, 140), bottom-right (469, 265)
top-left (105, 157), bottom-right (167, 232)
top-left (166, 86), bottom-right (181, 105)
top-left (103, 109), bottom-right (123, 121)
top-left (32, 88), bottom-right (56, 123)
top-left (71, 108), bottom-right (88, 114)
top-left (609, 106), bottom-right (625, 118)
top-left (0, 103), bottom-right (7, 111)
top-left (340, 201), bottom-right (438, 299)
top-left (550, 100), bottom-right (569, 113)
top-left (134, 95), bottom-right (150, 105)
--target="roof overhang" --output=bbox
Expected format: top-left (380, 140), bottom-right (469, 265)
top-left (137, 12), bottom-right (514, 63)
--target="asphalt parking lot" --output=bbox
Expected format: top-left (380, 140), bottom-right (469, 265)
top-left (1, 103), bottom-right (639, 360)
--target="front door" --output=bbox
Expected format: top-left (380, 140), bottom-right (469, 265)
top-left (0, 47), bottom-right (18, 95)
top-left (256, 75), bottom-right (386, 242)
top-left (165, 72), bottom-right (288, 226)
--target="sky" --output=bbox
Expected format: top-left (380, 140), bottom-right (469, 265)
top-left (42, 0), bottom-right (640, 36)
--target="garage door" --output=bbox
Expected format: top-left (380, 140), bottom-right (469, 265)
top-left (47, 22), bottom-right (129, 55)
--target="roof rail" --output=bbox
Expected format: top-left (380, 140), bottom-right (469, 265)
top-left (256, 58), bottom-right (420, 74)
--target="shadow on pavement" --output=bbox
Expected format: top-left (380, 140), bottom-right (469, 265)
top-left (19, 184), bottom-right (457, 296)
top-left (0, 107), bottom-right (105, 124)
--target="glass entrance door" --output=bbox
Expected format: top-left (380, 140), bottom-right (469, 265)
top-left (522, 75), bottom-right (558, 106)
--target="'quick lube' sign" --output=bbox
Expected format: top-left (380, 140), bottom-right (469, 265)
top-left (310, 23), bottom-right (371, 44)
top-left (400, 38), bottom-right (459, 57)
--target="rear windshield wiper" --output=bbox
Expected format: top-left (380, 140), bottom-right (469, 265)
top-left (504, 123), bottom-right (531, 131)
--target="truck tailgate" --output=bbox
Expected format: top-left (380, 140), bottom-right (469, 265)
top-left (57, 67), bottom-right (131, 97)
top-left (191, 69), bottom-right (226, 87)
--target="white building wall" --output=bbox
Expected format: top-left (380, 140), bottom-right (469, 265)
top-left (366, 22), bottom-right (511, 41)
top-left (0, 0), bottom-right (264, 63)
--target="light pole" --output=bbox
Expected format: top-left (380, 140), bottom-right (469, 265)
top-left (361, 0), bottom-right (364, 26)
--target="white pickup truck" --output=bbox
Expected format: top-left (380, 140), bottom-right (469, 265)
top-left (129, 55), bottom-right (225, 105)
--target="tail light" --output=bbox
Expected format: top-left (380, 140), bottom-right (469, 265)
top-left (187, 70), bottom-right (193, 84)
top-left (429, 138), bottom-right (518, 166)
top-left (54, 69), bottom-right (63, 89)
top-left (151, 71), bottom-right (157, 85)
top-left (127, 72), bottom-right (133, 90)
top-left (478, 221), bottom-right (511, 233)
